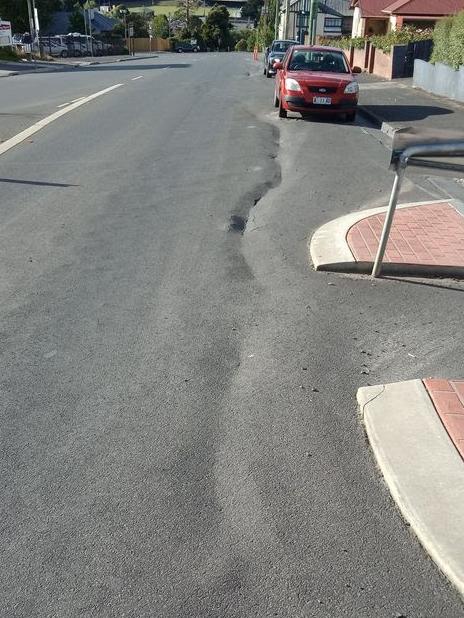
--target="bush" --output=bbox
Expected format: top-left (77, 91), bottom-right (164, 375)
top-left (431, 16), bottom-right (453, 65)
top-left (318, 36), bottom-right (365, 50)
top-left (448, 11), bottom-right (464, 69)
top-left (370, 26), bottom-right (432, 53)
top-left (431, 11), bottom-right (464, 69)
top-left (235, 38), bottom-right (248, 51)
top-left (0, 47), bottom-right (20, 61)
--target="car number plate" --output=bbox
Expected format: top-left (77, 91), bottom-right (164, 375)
top-left (313, 96), bottom-right (332, 105)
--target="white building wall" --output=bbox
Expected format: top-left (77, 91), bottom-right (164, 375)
top-left (351, 6), bottom-right (363, 37)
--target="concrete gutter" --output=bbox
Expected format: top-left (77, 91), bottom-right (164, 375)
top-left (358, 380), bottom-right (464, 597)
top-left (0, 70), bottom-right (18, 78)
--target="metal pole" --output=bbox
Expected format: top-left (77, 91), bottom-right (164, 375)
top-left (274, 0), bottom-right (280, 39)
top-left (26, 0), bottom-right (35, 58)
top-left (31, 0), bottom-right (39, 55)
top-left (308, 0), bottom-right (317, 44)
top-left (84, 7), bottom-right (88, 39)
top-left (283, 0), bottom-right (290, 38)
top-left (371, 167), bottom-right (405, 278)
top-left (88, 8), bottom-right (94, 57)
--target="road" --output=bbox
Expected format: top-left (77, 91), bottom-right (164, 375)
top-left (1, 53), bottom-right (463, 617)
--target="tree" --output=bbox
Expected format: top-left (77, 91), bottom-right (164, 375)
top-left (68, 9), bottom-right (85, 33)
top-left (176, 0), bottom-right (198, 29)
top-left (201, 5), bottom-right (232, 50)
top-left (240, 0), bottom-right (263, 26)
top-left (255, 0), bottom-right (276, 48)
top-left (0, 0), bottom-right (61, 32)
top-left (112, 10), bottom-right (149, 37)
top-left (152, 14), bottom-right (169, 39)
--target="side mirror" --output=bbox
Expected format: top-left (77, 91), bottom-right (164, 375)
top-left (352, 66), bottom-right (362, 74)
top-left (273, 61), bottom-right (283, 70)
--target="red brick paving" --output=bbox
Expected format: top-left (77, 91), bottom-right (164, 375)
top-left (423, 378), bottom-right (464, 461)
top-left (347, 201), bottom-right (464, 267)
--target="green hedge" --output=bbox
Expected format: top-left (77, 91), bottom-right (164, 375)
top-left (370, 26), bottom-right (433, 53)
top-left (431, 11), bottom-right (464, 69)
top-left (318, 36), bottom-right (365, 49)
top-left (0, 47), bottom-right (20, 61)
top-left (319, 29), bottom-right (431, 54)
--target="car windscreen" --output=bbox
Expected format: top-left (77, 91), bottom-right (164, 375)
top-left (272, 41), bottom-right (295, 53)
top-left (288, 50), bottom-right (349, 73)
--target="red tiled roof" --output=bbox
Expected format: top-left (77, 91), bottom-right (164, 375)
top-left (350, 0), bottom-right (390, 18)
top-left (351, 0), bottom-right (464, 18)
top-left (382, 0), bottom-right (464, 16)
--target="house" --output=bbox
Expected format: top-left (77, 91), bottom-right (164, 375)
top-left (42, 9), bottom-right (118, 36)
top-left (279, 0), bottom-right (352, 43)
top-left (351, 0), bottom-right (464, 37)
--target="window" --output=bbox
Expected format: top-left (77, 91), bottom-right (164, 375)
top-left (324, 17), bottom-right (342, 29)
top-left (288, 50), bottom-right (349, 73)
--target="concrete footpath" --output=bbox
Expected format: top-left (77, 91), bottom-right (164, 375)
top-left (310, 198), bottom-right (464, 276)
top-left (358, 379), bottom-right (464, 596)
top-left (311, 76), bottom-right (464, 597)
top-left (0, 53), bottom-right (160, 76)
top-left (358, 73), bottom-right (464, 137)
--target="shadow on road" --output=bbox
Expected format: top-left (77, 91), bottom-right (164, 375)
top-left (360, 104), bottom-right (453, 122)
top-left (385, 276), bottom-right (464, 293)
top-left (0, 178), bottom-right (78, 187)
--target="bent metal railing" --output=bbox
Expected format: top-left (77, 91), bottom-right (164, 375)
top-left (372, 130), bottom-right (464, 278)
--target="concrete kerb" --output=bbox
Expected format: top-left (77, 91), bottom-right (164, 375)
top-left (358, 380), bottom-right (464, 597)
top-left (357, 105), bottom-right (397, 138)
top-left (71, 54), bottom-right (159, 68)
top-left (308, 199), bottom-right (464, 278)
top-left (0, 70), bottom-right (19, 78)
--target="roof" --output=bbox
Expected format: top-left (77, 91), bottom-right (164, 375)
top-left (349, 0), bottom-right (389, 18)
top-left (319, 0), bottom-right (353, 17)
top-left (382, 0), bottom-right (464, 16)
top-left (351, 0), bottom-right (464, 17)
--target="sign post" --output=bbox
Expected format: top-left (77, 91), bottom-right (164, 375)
top-left (128, 23), bottom-right (135, 55)
top-left (0, 20), bottom-right (12, 47)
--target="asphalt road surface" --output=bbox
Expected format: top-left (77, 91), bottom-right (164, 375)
top-left (1, 53), bottom-right (463, 617)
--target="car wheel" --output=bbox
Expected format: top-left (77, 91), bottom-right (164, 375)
top-left (346, 111), bottom-right (356, 122)
top-left (60, 50), bottom-right (68, 58)
top-left (264, 66), bottom-right (267, 76)
top-left (278, 96), bottom-right (287, 118)
top-left (273, 90), bottom-right (279, 108)
top-left (266, 68), bottom-right (273, 78)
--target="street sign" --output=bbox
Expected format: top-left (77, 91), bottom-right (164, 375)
top-left (128, 24), bottom-right (134, 37)
top-left (0, 20), bottom-right (12, 47)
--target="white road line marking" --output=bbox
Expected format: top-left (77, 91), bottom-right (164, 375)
top-left (0, 84), bottom-right (124, 158)
top-left (56, 97), bottom-right (85, 108)
top-left (131, 75), bottom-right (143, 80)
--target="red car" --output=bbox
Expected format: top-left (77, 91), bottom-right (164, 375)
top-left (273, 45), bottom-right (362, 121)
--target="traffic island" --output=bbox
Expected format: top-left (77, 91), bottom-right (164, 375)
top-left (358, 379), bottom-right (464, 596)
top-left (309, 199), bottom-right (464, 278)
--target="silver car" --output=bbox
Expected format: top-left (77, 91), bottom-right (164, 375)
top-left (264, 39), bottom-right (298, 78)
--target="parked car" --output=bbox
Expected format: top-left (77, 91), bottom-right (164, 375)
top-left (273, 45), bottom-right (361, 121)
top-left (175, 42), bottom-right (200, 53)
top-left (264, 39), bottom-right (298, 78)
